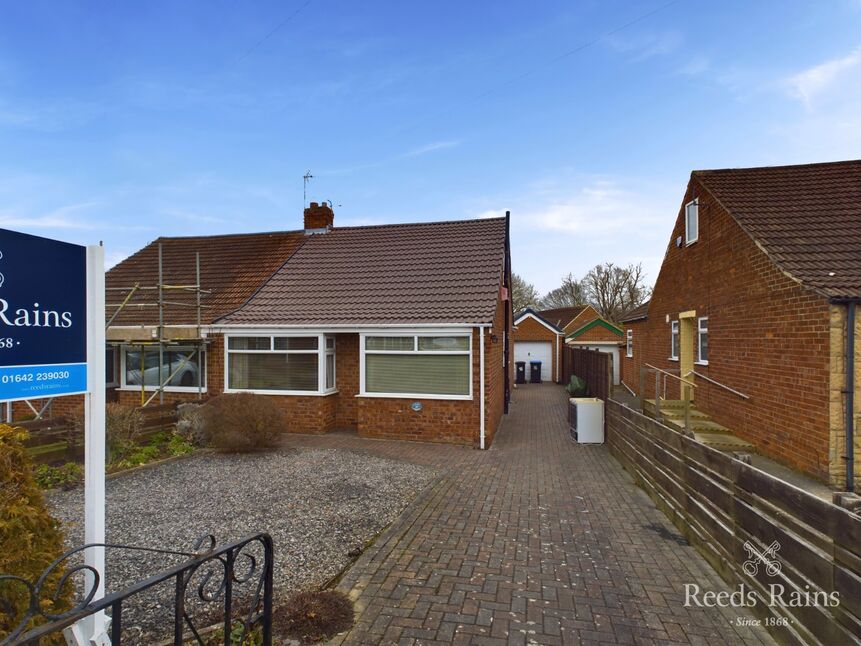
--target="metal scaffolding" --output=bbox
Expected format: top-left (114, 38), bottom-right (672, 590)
top-left (106, 244), bottom-right (211, 407)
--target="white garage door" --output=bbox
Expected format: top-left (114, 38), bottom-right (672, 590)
top-left (514, 341), bottom-right (553, 382)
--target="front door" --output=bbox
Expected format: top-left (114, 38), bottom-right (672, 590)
top-left (678, 311), bottom-right (697, 401)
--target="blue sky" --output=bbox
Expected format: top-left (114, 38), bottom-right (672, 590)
top-left (1, 0), bottom-right (860, 294)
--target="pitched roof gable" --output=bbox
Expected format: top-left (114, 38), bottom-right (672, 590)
top-left (218, 217), bottom-right (507, 326)
top-left (693, 159), bottom-right (861, 299)
top-left (566, 317), bottom-right (623, 339)
top-left (538, 305), bottom-right (590, 330)
top-left (514, 308), bottom-right (563, 334)
top-left (106, 230), bottom-right (306, 326)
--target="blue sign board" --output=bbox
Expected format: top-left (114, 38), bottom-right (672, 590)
top-left (0, 229), bottom-right (88, 401)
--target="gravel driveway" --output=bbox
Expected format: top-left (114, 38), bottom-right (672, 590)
top-left (48, 447), bottom-right (438, 642)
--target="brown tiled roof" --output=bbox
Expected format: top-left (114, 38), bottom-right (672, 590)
top-left (618, 301), bottom-right (649, 323)
top-left (218, 218), bottom-right (507, 326)
top-left (694, 159), bottom-right (861, 299)
top-left (538, 305), bottom-right (589, 329)
top-left (106, 231), bottom-right (306, 325)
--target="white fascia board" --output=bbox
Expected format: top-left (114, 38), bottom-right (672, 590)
top-left (512, 312), bottom-right (560, 335)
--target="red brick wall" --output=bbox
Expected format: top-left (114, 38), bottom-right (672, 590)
top-left (513, 315), bottom-right (560, 383)
top-left (569, 322), bottom-right (623, 344)
top-left (334, 333), bottom-right (359, 430)
top-left (484, 294), bottom-right (508, 447)
top-left (620, 178), bottom-right (832, 480)
top-left (619, 319), bottom-right (645, 390)
top-left (357, 325), bottom-right (481, 445)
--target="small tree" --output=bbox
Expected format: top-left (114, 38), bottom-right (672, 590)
top-left (511, 273), bottom-right (540, 312)
top-left (540, 273), bottom-right (587, 309)
top-left (583, 262), bottom-right (651, 323)
top-left (0, 425), bottom-right (70, 644)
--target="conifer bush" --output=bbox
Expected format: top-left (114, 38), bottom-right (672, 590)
top-left (0, 424), bottom-right (70, 643)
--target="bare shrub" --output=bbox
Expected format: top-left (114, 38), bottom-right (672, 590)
top-left (274, 590), bottom-right (354, 644)
top-left (201, 393), bottom-right (286, 452)
top-left (105, 403), bottom-right (143, 462)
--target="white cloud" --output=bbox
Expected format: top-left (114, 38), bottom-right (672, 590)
top-left (678, 56), bottom-right (710, 77)
top-left (402, 140), bottom-right (460, 158)
top-left (0, 202), bottom-right (100, 229)
top-left (606, 31), bottom-right (683, 62)
top-left (784, 46), bottom-right (861, 108)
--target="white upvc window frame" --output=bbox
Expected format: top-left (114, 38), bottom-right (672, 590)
top-left (106, 346), bottom-right (118, 387)
top-left (359, 330), bottom-right (473, 401)
top-left (626, 329), bottom-right (633, 358)
top-left (669, 320), bottom-right (679, 361)
top-left (119, 344), bottom-right (208, 393)
top-left (685, 199), bottom-right (699, 245)
top-left (223, 333), bottom-right (337, 396)
top-left (696, 316), bottom-right (709, 365)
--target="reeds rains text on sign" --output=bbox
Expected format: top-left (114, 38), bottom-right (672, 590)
top-left (0, 229), bottom-right (87, 401)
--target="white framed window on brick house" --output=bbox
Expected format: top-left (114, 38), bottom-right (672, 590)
top-left (697, 317), bottom-right (709, 364)
top-left (669, 321), bottom-right (679, 360)
top-left (626, 330), bottom-right (633, 358)
top-left (685, 199), bottom-right (698, 245)
top-left (360, 332), bottom-right (472, 400)
top-left (225, 334), bottom-right (336, 395)
top-left (106, 347), bottom-right (118, 387)
top-left (121, 345), bottom-right (206, 392)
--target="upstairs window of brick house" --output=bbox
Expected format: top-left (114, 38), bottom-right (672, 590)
top-left (697, 317), bottom-right (709, 364)
top-left (685, 199), bottom-right (698, 245)
top-left (670, 321), bottom-right (679, 360)
top-left (362, 334), bottom-right (471, 399)
top-left (626, 330), bottom-right (633, 358)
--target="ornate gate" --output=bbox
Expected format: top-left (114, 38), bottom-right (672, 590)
top-left (1, 533), bottom-right (273, 645)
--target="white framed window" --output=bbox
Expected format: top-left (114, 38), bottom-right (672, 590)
top-left (685, 199), bottom-right (698, 245)
top-left (225, 334), bottom-right (336, 395)
top-left (697, 317), bottom-right (709, 364)
top-left (121, 345), bottom-right (206, 392)
top-left (106, 347), bottom-right (118, 387)
top-left (360, 332), bottom-right (472, 400)
top-left (669, 321), bottom-right (679, 360)
top-left (626, 330), bottom-right (633, 358)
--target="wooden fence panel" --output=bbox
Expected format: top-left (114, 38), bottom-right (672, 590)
top-left (562, 347), bottom-right (610, 401)
top-left (606, 398), bottom-right (861, 644)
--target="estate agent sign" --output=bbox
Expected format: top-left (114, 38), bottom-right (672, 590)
top-left (0, 228), bottom-right (88, 401)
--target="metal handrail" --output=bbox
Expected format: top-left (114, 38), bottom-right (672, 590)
top-left (685, 370), bottom-right (750, 400)
top-left (644, 363), bottom-right (697, 388)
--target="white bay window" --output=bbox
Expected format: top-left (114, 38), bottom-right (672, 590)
top-left (361, 333), bottom-right (471, 399)
top-left (226, 335), bottom-right (336, 394)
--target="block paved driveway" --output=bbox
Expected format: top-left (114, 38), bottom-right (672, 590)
top-left (282, 385), bottom-right (774, 645)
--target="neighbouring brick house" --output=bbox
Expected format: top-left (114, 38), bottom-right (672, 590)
top-left (513, 305), bottom-right (600, 383)
top-left (619, 160), bottom-right (861, 490)
top-left (23, 204), bottom-right (514, 449)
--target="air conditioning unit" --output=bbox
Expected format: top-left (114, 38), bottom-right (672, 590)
top-left (569, 397), bottom-right (604, 444)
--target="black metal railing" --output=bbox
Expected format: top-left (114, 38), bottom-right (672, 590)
top-left (1, 532), bottom-right (273, 646)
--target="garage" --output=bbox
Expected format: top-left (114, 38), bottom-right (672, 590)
top-left (514, 341), bottom-right (553, 382)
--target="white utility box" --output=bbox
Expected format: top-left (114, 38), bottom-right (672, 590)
top-left (569, 397), bottom-right (605, 444)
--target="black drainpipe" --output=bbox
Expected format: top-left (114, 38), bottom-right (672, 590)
top-left (846, 301), bottom-right (856, 492)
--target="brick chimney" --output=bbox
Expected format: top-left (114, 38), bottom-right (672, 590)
top-left (304, 201), bottom-right (334, 233)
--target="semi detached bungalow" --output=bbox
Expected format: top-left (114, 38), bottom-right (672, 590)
top-left (619, 160), bottom-right (861, 490)
top-left (103, 204), bottom-right (513, 448)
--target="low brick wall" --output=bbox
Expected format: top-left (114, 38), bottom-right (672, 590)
top-left (606, 399), bottom-right (861, 644)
